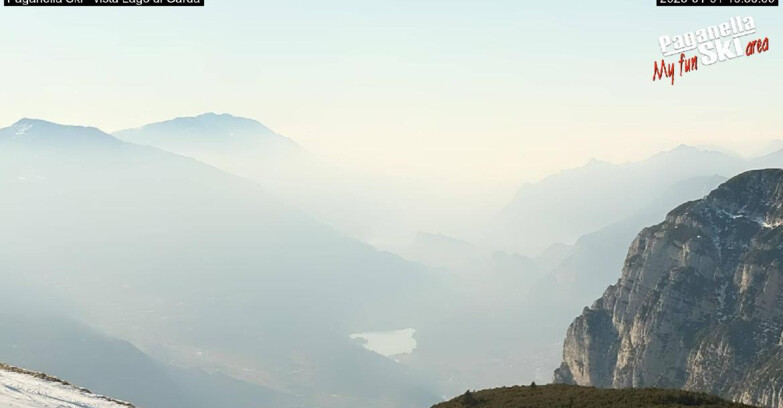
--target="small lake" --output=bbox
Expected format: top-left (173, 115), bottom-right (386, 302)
top-left (349, 328), bottom-right (417, 357)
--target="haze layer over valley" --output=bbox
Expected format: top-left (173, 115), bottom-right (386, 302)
top-left (4, 115), bottom-right (783, 407)
top-left (0, 118), bottom-right (437, 408)
top-left (115, 113), bottom-right (507, 250)
top-left (115, 115), bottom-right (738, 393)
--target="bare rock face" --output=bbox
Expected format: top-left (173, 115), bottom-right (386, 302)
top-left (554, 169), bottom-right (783, 408)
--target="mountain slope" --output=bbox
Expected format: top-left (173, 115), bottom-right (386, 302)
top-left (0, 118), bottom-right (439, 408)
top-left (377, 176), bottom-right (729, 395)
top-left (529, 175), bottom-right (727, 324)
top-left (431, 384), bottom-right (756, 408)
top-left (475, 176), bottom-right (730, 387)
top-left (0, 303), bottom-right (297, 408)
top-left (114, 112), bottom-right (300, 155)
top-left (554, 169), bottom-right (783, 408)
top-left (0, 311), bottom-right (197, 408)
top-left (493, 146), bottom-right (753, 255)
top-left (113, 113), bottom-right (404, 243)
top-left (113, 113), bottom-right (501, 250)
top-left (0, 363), bottom-right (133, 408)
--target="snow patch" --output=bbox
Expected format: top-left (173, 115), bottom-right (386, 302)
top-left (15, 123), bottom-right (33, 136)
top-left (0, 365), bottom-right (133, 408)
top-left (17, 175), bottom-right (47, 182)
top-left (718, 209), bottom-right (783, 229)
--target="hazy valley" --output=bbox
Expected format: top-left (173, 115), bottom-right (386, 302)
top-left (3, 114), bottom-right (783, 407)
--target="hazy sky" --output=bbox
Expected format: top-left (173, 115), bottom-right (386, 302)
top-left (1, 1), bottom-right (780, 186)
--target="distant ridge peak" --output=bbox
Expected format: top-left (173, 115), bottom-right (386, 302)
top-left (120, 112), bottom-right (275, 133)
top-left (642, 144), bottom-right (726, 163)
top-left (112, 112), bottom-right (302, 153)
top-left (0, 118), bottom-right (122, 147)
top-left (585, 158), bottom-right (612, 167)
top-left (167, 112), bottom-right (245, 122)
top-left (10, 118), bottom-right (102, 132)
top-left (666, 144), bottom-right (726, 155)
top-left (672, 143), bottom-right (699, 151)
top-left (197, 112), bottom-right (236, 118)
top-left (652, 144), bottom-right (702, 157)
top-left (13, 118), bottom-right (61, 127)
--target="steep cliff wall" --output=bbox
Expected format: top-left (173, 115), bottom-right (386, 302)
top-left (555, 169), bottom-right (783, 408)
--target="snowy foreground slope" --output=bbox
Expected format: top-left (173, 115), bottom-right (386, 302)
top-left (0, 364), bottom-right (134, 408)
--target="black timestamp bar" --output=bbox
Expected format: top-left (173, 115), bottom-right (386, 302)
top-left (5, 0), bottom-right (203, 6)
top-left (658, 0), bottom-right (777, 5)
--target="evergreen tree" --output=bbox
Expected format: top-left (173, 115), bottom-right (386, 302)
top-left (461, 390), bottom-right (479, 407)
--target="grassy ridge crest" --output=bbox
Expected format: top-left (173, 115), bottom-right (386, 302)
top-left (432, 384), bottom-right (757, 408)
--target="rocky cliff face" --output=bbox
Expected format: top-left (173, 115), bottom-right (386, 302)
top-left (554, 169), bottom-right (783, 408)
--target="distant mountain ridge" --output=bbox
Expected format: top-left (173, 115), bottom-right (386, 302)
top-left (114, 113), bottom-right (300, 154)
top-left (449, 175), bottom-right (733, 391)
top-left (554, 169), bottom-right (783, 408)
top-left (11, 115), bottom-right (783, 407)
top-left (492, 145), bottom-right (780, 255)
top-left (3, 119), bottom-right (125, 148)
top-left (112, 113), bottom-right (432, 246)
top-left (0, 118), bottom-right (440, 408)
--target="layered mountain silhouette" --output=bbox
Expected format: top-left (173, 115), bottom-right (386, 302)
top-left (531, 175), bottom-right (728, 321)
top-left (492, 145), bottom-right (768, 255)
top-left (12, 115), bottom-right (783, 407)
top-left (114, 113), bottom-right (300, 156)
top-left (113, 113), bottom-right (501, 250)
top-left (113, 113), bottom-right (400, 244)
top-left (0, 118), bottom-right (439, 408)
